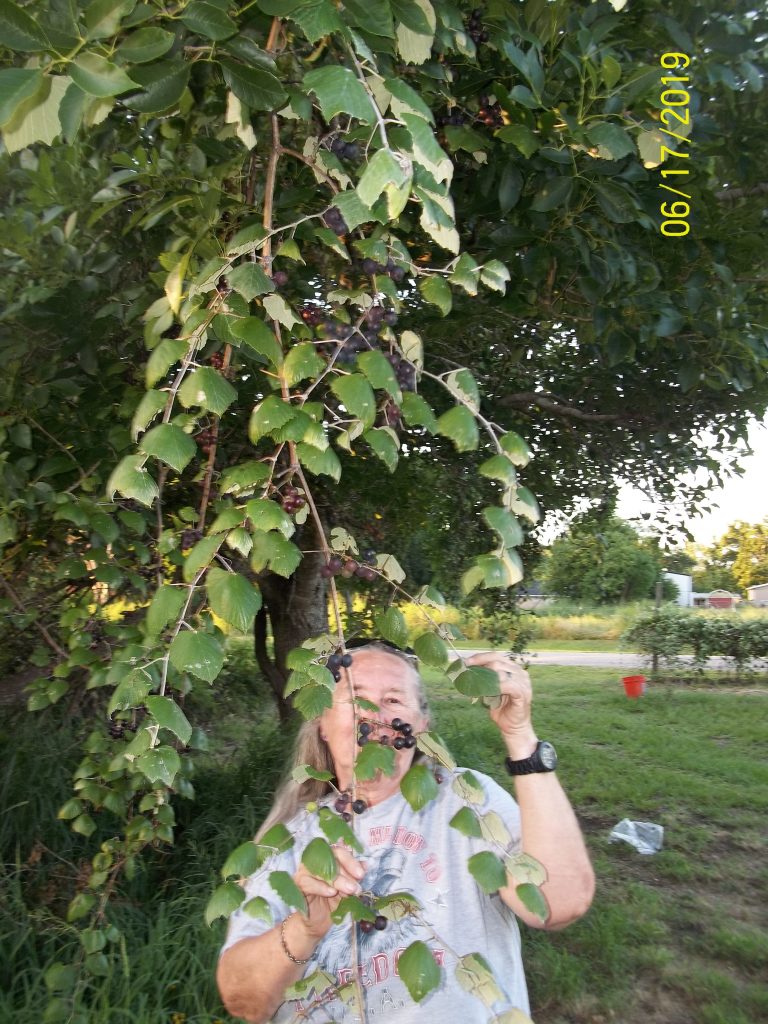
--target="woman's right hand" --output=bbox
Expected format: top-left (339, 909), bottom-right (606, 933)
top-left (292, 842), bottom-right (367, 942)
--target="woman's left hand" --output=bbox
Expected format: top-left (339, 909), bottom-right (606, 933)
top-left (465, 652), bottom-right (536, 745)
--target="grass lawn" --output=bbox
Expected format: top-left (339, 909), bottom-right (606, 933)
top-left (2, 663), bottom-right (767, 1024)
top-left (454, 639), bottom-right (627, 653)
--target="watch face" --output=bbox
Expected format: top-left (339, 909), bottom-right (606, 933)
top-left (539, 742), bottom-right (558, 770)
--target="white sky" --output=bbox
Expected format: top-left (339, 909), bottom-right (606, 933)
top-left (615, 415), bottom-right (768, 547)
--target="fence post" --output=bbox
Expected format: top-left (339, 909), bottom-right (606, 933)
top-left (652, 580), bottom-right (663, 677)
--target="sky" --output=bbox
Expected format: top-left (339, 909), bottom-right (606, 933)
top-left (615, 415), bottom-right (768, 548)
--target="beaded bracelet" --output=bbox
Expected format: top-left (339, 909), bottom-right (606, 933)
top-left (280, 913), bottom-right (311, 965)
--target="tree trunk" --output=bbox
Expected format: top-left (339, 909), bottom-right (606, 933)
top-left (253, 521), bottom-right (328, 725)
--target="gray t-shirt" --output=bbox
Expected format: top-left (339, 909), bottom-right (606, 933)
top-left (221, 767), bottom-right (530, 1022)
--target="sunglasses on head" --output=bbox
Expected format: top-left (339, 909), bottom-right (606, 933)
top-left (344, 637), bottom-right (417, 660)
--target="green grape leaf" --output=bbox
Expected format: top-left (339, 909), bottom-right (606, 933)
top-left (169, 631), bottom-right (224, 683)
top-left (482, 507), bottom-right (524, 549)
top-left (413, 631), bottom-right (449, 668)
top-left (318, 807), bottom-right (364, 852)
top-left (304, 66), bottom-right (376, 123)
top-left (418, 275), bottom-right (452, 315)
top-left (182, 534), bottom-right (221, 583)
top-left (70, 52), bottom-right (137, 97)
top-left (515, 882), bottom-right (549, 922)
top-left (478, 455), bottom-right (517, 486)
top-left (269, 870), bottom-right (307, 914)
top-left (228, 261), bottom-right (274, 299)
top-left (401, 392), bottom-right (437, 432)
top-left (355, 741), bottom-right (396, 781)
top-left (242, 896), bottom-right (272, 922)
top-left (415, 730), bottom-right (456, 770)
top-left (140, 423), bottom-right (196, 474)
top-left (397, 940), bottom-right (441, 1002)
top-left (480, 259), bottom-right (511, 293)
top-left (230, 317), bottom-right (284, 367)
top-left (375, 606), bottom-right (409, 648)
top-left (331, 374), bottom-right (376, 428)
top-left (452, 769), bottom-right (485, 804)
top-left (505, 853), bottom-right (547, 887)
top-left (250, 532), bottom-right (302, 577)
top-left (455, 952), bottom-right (504, 1007)
top-left (145, 695), bottom-right (192, 745)
top-left (295, 443), bottom-right (342, 481)
top-left (363, 427), bottom-right (400, 472)
top-left (357, 349), bottom-right (402, 399)
top-left (467, 851), bottom-right (507, 893)
top-left (301, 837), bottom-right (338, 884)
top-left (246, 498), bottom-right (295, 538)
top-left (178, 367), bottom-right (237, 415)
top-left (284, 342), bottom-right (325, 386)
top-left (136, 745), bottom-right (181, 786)
top-left (205, 881), bottom-right (245, 926)
top-left (454, 667), bottom-right (500, 697)
top-left (436, 405), bottom-right (479, 451)
top-left (400, 762), bottom-right (439, 811)
top-left (106, 454), bottom-right (158, 507)
top-left (219, 461), bottom-right (270, 495)
top-left (207, 568), bottom-right (262, 632)
top-left (449, 806), bottom-right (482, 838)
top-left (293, 682), bottom-right (334, 719)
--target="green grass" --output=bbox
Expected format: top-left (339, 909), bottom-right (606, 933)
top-left (2, 660), bottom-right (767, 1024)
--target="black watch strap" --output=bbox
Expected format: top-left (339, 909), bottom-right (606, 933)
top-left (505, 740), bottom-right (557, 775)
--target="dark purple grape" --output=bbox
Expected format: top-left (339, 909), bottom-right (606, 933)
top-left (379, 735), bottom-right (390, 745)
top-left (374, 915), bottom-right (387, 930)
top-left (359, 721), bottom-right (372, 736)
top-left (352, 799), bottom-right (367, 814)
top-left (393, 737), bottom-right (406, 750)
top-left (360, 919), bottom-right (374, 933)
top-left (340, 653), bottom-right (352, 668)
top-left (391, 718), bottom-right (403, 730)
top-left (403, 735), bottom-right (416, 749)
top-left (357, 735), bottom-right (368, 746)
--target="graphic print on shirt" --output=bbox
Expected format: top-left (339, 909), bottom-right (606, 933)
top-left (290, 827), bottom-right (446, 1019)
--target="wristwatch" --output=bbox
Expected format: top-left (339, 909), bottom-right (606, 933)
top-left (505, 740), bottom-right (558, 775)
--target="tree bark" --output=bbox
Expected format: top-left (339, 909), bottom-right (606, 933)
top-left (253, 520), bottom-right (328, 725)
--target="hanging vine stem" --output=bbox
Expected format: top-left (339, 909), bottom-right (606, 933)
top-left (421, 368), bottom-right (505, 454)
top-left (157, 560), bottom-right (219, 699)
top-left (345, 44), bottom-right (389, 150)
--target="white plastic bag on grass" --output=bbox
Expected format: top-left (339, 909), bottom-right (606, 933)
top-left (608, 818), bottom-right (664, 855)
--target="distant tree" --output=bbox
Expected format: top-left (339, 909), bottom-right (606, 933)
top-left (700, 520), bottom-right (768, 592)
top-left (542, 516), bottom-right (662, 603)
top-left (664, 549), bottom-right (697, 576)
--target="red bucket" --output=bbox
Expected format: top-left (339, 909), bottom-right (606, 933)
top-left (622, 675), bottom-right (646, 699)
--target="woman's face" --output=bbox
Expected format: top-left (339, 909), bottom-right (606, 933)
top-left (319, 648), bottom-right (428, 789)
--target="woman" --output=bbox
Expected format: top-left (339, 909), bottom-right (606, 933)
top-left (217, 642), bottom-right (594, 1023)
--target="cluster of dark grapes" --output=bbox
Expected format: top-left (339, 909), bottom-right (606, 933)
top-left (209, 351), bottom-right (224, 370)
top-left (216, 276), bottom-right (230, 295)
top-left (385, 351), bottom-right (416, 391)
top-left (180, 527), bottom-right (203, 551)
top-left (320, 551), bottom-right (378, 583)
top-left (271, 270), bottom-right (289, 288)
top-left (108, 708), bottom-right (145, 739)
top-left (437, 109), bottom-right (468, 128)
top-left (323, 207), bottom-right (349, 237)
top-left (326, 649), bottom-right (353, 682)
top-left (358, 894), bottom-right (388, 933)
top-left (357, 717), bottom-right (416, 750)
top-left (196, 427), bottom-right (216, 456)
top-left (280, 484), bottom-right (306, 515)
top-left (333, 789), bottom-right (367, 819)
top-left (466, 7), bottom-right (489, 44)
top-left (361, 258), bottom-right (406, 284)
top-left (477, 96), bottom-right (504, 128)
top-left (329, 136), bottom-right (362, 162)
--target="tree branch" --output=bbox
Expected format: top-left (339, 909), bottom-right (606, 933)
top-left (0, 574), bottom-right (68, 659)
top-left (497, 391), bottom-right (624, 423)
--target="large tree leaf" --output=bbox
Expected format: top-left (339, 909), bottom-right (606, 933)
top-left (220, 58), bottom-right (286, 110)
top-left (331, 374), bottom-right (376, 428)
top-left (70, 52), bottom-right (137, 97)
top-left (116, 26), bottom-right (175, 63)
top-left (375, 606), bottom-right (409, 648)
top-left (0, 68), bottom-right (43, 125)
top-left (0, 0), bottom-right (50, 50)
top-left (435, 405), bottom-right (478, 451)
top-left (145, 585), bottom-right (186, 636)
top-left (205, 881), bottom-right (245, 926)
top-left (180, 1), bottom-right (238, 40)
top-left (124, 61), bottom-right (190, 113)
top-left (106, 454), bottom-right (158, 507)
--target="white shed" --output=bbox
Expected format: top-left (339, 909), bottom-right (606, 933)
top-left (664, 572), bottom-right (693, 607)
top-left (747, 582), bottom-right (768, 607)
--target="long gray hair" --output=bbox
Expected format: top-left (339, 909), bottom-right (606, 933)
top-left (254, 644), bottom-right (432, 841)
